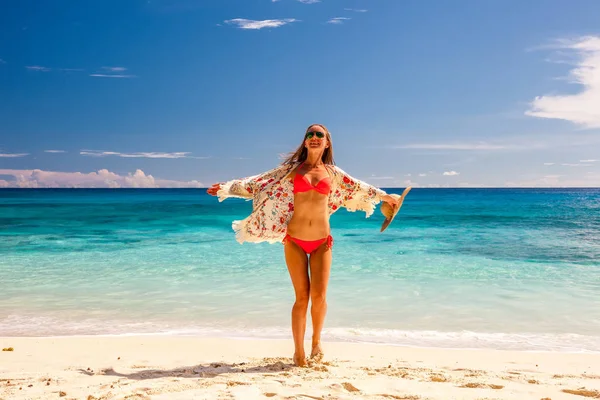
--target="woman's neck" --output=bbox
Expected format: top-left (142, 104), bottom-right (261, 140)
top-left (303, 154), bottom-right (323, 168)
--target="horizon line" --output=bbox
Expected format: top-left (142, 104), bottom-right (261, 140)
top-left (1, 187), bottom-right (598, 190)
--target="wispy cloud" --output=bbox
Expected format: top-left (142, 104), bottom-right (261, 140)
top-left (79, 150), bottom-right (208, 159)
top-left (25, 65), bottom-right (51, 72)
top-left (224, 18), bottom-right (298, 30)
top-left (327, 17), bottom-right (351, 25)
top-left (503, 172), bottom-right (600, 188)
top-left (44, 150), bottom-right (66, 153)
top-left (392, 142), bottom-right (510, 150)
top-left (102, 66), bottom-right (127, 72)
top-left (298, 0), bottom-right (320, 3)
top-left (443, 171), bottom-right (460, 176)
top-left (561, 163), bottom-right (593, 167)
top-left (344, 8), bottom-right (368, 12)
top-left (0, 152), bottom-right (29, 158)
top-left (545, 161), bottom-right (596, 166)
top-left (382, 131), bottom-right (600, 153)
top-left (24, 66), bottom-right (126, 76)
top-left (525, 35), bottom-right (600, 129)
top-left (90, 66), bottom-right (135, 78)
top-left (89, 74), bottom-right (137, 78)
top-left (0, 59), bottom-right (6, 64)
top-left (0, 169), bottom-right (203, 188)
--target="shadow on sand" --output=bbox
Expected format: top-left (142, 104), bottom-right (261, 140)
top-left (78, 357), bottom-right (297, 380)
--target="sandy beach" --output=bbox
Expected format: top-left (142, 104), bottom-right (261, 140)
top-left (1, 336), bottom-right (599, 400)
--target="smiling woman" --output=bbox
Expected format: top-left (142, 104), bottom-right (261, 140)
top-left (207, 123), bottom-right (411, 366)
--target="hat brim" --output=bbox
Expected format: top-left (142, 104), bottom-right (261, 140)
top-left (380, 187), bottom-right (412, 232)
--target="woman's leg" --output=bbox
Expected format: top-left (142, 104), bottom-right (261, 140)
top-left (284, 240), bottom-right (310, 366)
top-left (308, 240), bottom-right (332, 360)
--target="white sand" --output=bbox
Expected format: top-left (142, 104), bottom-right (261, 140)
top-left (1, 336), bottom-right (599, 400)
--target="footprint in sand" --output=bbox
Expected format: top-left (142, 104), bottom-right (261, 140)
top-left (377, 395), bottom-right (420, 400)
top-left (561, 388), bottom-right (600, 398)
top-left (341, 382), bottom-right (360, 392)
top-left (459, 382), bottom-right (504, 390)
top-left (429, 374), bottom-right (448, 382)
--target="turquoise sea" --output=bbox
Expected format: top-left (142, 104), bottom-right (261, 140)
top-left (1, 188), bottom-right (599, 353)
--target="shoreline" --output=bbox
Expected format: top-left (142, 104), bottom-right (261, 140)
top-left (2, 327), bottom-right (599, 354)
top-left (2, 335), bottom-right (599, 399)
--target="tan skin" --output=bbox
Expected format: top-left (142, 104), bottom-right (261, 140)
top-left (207, 125), bottom-right (399, 367)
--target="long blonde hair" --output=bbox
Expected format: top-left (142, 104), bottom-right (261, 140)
top-left (281, 124), bottom-right (335, 165)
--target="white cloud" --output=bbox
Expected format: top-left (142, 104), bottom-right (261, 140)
top-left (525, 35), bottom-right (600, 129)
top-left (224, 18), bottom-right (297, 30)
top-left (504, 172), bottom-right (600, 187)
top-left (24, 66), bottom-right (127, 75)
top-left (0, 59), bottom-right (6, 64)
top-left (544, 162), bottom-right (595, 167)
top-left (456, 182), bottom-right (490, 188)
top-left (393, 143), bottom-right (510, 150)
top-left (80, 150), bottom-right (207, 159)
top-left (25, 66), bottom-right (51, 72)
top-left (0, 168), bottom-right (203, 188)
top-left (90, 74), bottom-right (136, 78)
top-left (443, 171), bottom-right (460, 176)
top-left (367, 175), bottom-right (395, 180)
top-left (418, 173), bottom-right (427, 177)
top-left (102, 67), bottom-right (127, 72)
top-left (44, 150), bottom-right (66, 153)
top-left (327, 17), bottom-right (351, 25)
top-left (388, 132), bottom-right (600, 153)
top-left (298, 0), bottom-right (320, 3)
top-left (0, 152), bottom-right (28, 158)
top-left (344, 8), bottom-right (368, 12)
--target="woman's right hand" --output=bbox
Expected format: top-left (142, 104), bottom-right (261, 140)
top-left (206, 183), bottom-right (223, 196)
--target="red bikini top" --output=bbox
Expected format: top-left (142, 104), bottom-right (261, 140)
top-left (293, 163), bottom-right (331, 195)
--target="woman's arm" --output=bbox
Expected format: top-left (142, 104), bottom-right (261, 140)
top-left (330, 166), bottom-right (399, 216)
top-left (214, 175), bottom-right (258, 201)
top-left (208, 164), bottom-right (293, 202)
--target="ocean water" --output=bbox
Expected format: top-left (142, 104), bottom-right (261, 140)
top-left (1, 188), bottom-right (599, 353)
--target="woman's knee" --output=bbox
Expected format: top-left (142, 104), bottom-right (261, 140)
top-left (294, 291), bottom-right (310, 308)
top-left (310, 290), bottom-right (327, 306)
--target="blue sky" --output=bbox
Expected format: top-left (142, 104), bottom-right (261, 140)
top-left (1, 0), bottom-right (599, 188)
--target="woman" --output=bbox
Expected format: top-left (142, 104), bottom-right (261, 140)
top-left (207, 124), bottom-right (402, 367)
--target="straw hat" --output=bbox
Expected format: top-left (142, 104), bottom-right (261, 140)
top-left (380, 187), bottom-right (412, 232)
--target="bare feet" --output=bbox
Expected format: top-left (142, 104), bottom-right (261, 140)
top-left (293, 352), bottom-right (307, 367)
top-left (310, 342), bottom-right (323, 362)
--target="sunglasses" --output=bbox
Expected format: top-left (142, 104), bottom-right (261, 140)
top-left (305, 131), bottom-right (325, 139)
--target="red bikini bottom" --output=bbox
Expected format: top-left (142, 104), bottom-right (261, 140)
top-left (283, 234), bottom-right (333, 254)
